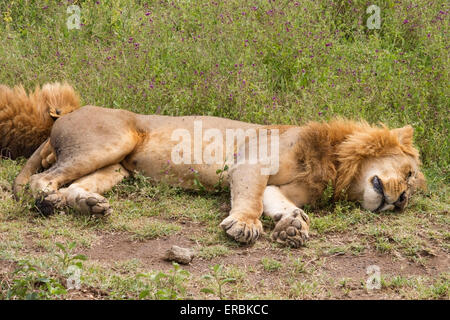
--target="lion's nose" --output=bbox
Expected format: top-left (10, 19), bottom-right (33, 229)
top-left (394, 191), bottom-right (407, 210)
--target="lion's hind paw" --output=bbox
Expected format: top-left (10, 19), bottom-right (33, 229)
top-left (76, 193), bottom-right (112, 218)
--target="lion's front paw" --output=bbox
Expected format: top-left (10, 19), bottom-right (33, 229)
top-left (271, 209), bottom-right (310, 248)
top-left (220, 215), bottom-right (263, 244)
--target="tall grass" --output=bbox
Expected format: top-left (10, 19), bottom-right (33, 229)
top-left (0, 0), bottom-right (448, 183)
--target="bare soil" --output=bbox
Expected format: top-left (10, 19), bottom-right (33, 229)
top-left (81, 228), bottom-right (449, 299)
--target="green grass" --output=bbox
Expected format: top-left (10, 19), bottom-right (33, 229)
top-left (0, 0), bottom-right (449, 300)
top-left (381, 273), bottom-right (449, 299)
top-left (198, 245), bottom-right (231, 260)
top-left (1, 0), bottom-right (448, 178)
top-left (261, 258), bottom-right (283, 272)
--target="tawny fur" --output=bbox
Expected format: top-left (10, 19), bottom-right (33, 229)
top-left (14, 107), bottom-right (426, 246)
top-left (0, 82), bottom-right (80, 159)
top-left (288, 119), bottom-right (424, 204)
top-left (15, 110), bottom-right (425, 207)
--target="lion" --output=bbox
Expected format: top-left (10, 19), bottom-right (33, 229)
top-left (13, 106), bottom-right (426, 247)
top-left (0, 82), bottom-right (80, 159)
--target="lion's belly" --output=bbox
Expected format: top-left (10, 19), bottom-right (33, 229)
top-left (122, 133), bottom-right (228, 191)
top-left (122, 115), bottom-right (288, 191)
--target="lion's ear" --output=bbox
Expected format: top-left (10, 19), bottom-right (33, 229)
top-left (48, 106), bottom-right (62, 119)
top-left (392, 125), bottom-right (414, 146)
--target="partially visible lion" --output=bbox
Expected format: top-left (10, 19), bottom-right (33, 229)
top-left (14, 106), bottom-right (426, 247)
top-left (0, 82), bottom-right (80, 159)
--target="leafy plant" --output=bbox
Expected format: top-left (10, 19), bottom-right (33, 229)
top-left (0, 241), bottom-right (89, 300)
top-left (201, 264), bottom-right (236, 300)
top-left (55, 241), bottom-right (87, 270)
top-left (0, 261), bottom-right (66, 300)
top-left (213, 164), bottom-right (230, 193)
top-left (192, 170), bottom-right (206, 193)
top-left (138, 263), bottom-right (190, 300)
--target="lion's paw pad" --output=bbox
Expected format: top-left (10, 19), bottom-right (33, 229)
top-left (271, 209), bottom-right (310, 248)
top-left (76, 194), bottom-right (112, 217)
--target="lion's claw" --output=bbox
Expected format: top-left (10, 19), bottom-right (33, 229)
top-left (271, 209), bottom-right (310, 248)
top-left (220, 215), bottom-right (262, 244)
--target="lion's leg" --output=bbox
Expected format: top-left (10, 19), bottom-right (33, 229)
top-left (30, 138), bottom-right (137, 215)
top-left (40, 142), bottom-right (56, 169)
top-left (13, 139), bottom-right (50, 198)
top-left (57, 164), bottom-right (129, 217)
top-left (262, 186), bottom-right (310, 248)
top-left (37, 164), bottom-right (129, 217)
top-left (219, 164), bottom-right (269, 244)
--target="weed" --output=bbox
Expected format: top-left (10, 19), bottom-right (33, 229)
top-left (198, 245), bottom-right (230, 260)
top-left (201, 264), bottom-right (236, 300)
top-left (261, 258), bottom-right (283, 272)
top-left (138, 263), bottom-right (190, 300)
top-left (0, 261), bottom-right (66, 300)
top-left (55, 242), bottom-right (87, 271)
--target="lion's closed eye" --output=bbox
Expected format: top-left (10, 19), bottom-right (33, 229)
top-left (406, 170), bottom-right (412, 180)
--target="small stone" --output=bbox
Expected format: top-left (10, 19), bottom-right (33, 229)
top-left (164, 245), bottom-right (195, 264)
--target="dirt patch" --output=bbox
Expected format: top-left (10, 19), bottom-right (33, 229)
top-left (0, 259), bottom-right (16, 274)
top-left (84, 230), bottom-right (291, 273)
top-left (85, 232), bottom-right (194, 269)
top-left (81, 228), bottom-right (449, 299)
top-left (85, 230), bottom-right (449, 274)
top-left (65, 285), bottom-right (109, 300)
top-left (323, 251), bottom-right (449, 279)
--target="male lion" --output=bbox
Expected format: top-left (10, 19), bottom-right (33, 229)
top-left (0, 82), bottom-right (80, 159)
top-left (14, 106), bottom-right (426, 247)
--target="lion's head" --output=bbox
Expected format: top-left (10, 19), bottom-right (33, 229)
top-left (335, 124), bottom-right (426, 212)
